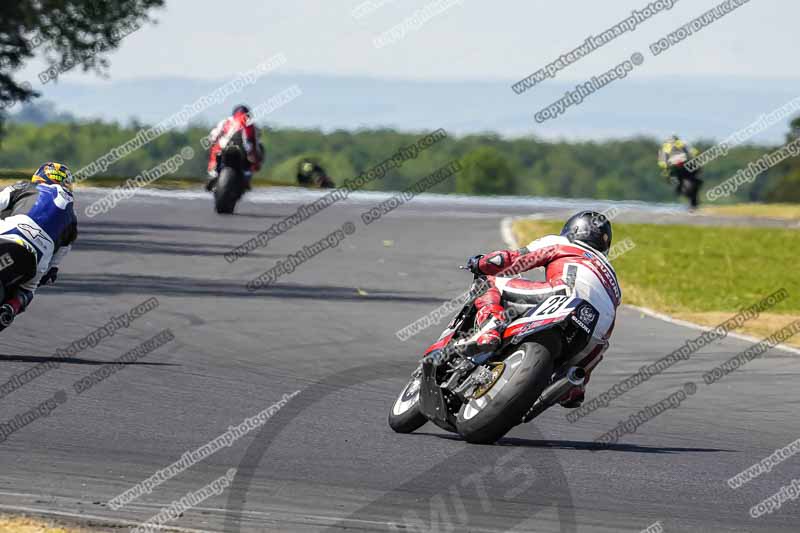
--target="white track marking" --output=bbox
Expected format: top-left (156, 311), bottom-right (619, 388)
top-left (0, 491), bottom-right (432, 532)
top-left (626, 304), bottom-right (800, 356)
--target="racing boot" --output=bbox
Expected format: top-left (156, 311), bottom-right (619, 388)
top-left (452, 316), bottom-right (505, 357)
top-left (0, 304), bottom-right (15, 331)
top-left (559, 386), bottom-right (585, 408)
top-left (205, 166), bottom-right (220, 192)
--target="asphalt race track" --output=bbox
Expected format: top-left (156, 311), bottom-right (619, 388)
top-left (0, 189), bottom-right (797, 532)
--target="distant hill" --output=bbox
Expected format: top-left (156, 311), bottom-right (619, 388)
top-left (15, 74), bottom-right (800, 143)
top-left (8, 100), bottom-right (77, 125)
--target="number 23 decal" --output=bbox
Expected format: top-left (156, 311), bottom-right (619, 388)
top-left (535, 295), bottom-right (570, 316)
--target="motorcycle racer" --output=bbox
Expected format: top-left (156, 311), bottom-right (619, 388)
top-left (0, 162), bottom-right (78, 329)
top-left (458, 211), bottom-right (620, 408)
top-left (658, 134), bottom-right (702, 209)
top-left (205, 104), bottom-right (264, 191)
top-left (297, 158), bottom-right (334, 188)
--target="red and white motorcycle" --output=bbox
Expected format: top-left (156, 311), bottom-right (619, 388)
top-left (389, 272), bottom-right (607, 444)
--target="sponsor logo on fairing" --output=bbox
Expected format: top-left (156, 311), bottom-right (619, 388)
top-left (570, 305), bottom-right (598, 335)
top-left (571, 316), bottom-right (591, 334)
top-left (0, 253), bottom-right (13, 271)
top-left (18, 224), bottom-right (42, 241)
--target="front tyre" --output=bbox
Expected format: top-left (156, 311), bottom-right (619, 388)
top-left (388, 367), bottom-right (427, 433)
top-left (456, 338), bottom-right (556, 444)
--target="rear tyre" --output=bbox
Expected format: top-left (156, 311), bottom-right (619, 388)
top-left (214, 167), bottom-right (242, 214)
top-left (0, 305), bottom-right (14, 329)
top-left (456, 336), bottom-right (557, 444)
top-left (683, 179), bottom-right (700, 208)
top-left (0, 241), bottom-right (37, 291)
top-left (388, 368), bottom-right (427, 433)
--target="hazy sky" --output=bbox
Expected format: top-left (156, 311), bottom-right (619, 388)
top-left (16, 0), bottom-right (800, 83)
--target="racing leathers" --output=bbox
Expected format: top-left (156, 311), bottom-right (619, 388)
top-left (297, 159), bottom-right (334, 188)
top-left (0, 181), bottom-right (77, 314)
top-left (658, 137), bottom-right (702, 208)
top-left (206, 111), bottom-right (264, 188)
top-left (467, 234), bottom-right (621, 407)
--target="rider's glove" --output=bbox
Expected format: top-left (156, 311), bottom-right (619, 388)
top-left (39, 267), bottom-right (58, 287)
top-left (658, 160), bottom-right (670, 178)
top-left (466, 254), bottom-right (484, 275)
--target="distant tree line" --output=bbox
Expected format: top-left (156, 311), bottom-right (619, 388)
top-left (0, 107), bottom-right (797, 203)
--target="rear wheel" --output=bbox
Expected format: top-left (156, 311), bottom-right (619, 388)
top-left (214, 167), bottom-right (243, 214)
top-left (0, 240), bottom-right (37, 291)
top-left (456, 336), bottom-right (557, 444)
top-left (682, 178), bottom-right (701, 208)
top-left (388, 367), bottom-right (427, 433)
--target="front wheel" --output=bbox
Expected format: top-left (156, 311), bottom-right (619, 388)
top-left (456, 338), bottom-right (557, 444)
top-left (388, 367), bottom-right (427, 433)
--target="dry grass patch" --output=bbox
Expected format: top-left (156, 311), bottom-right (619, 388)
top-left (0, 515), bottom-right (89, 533)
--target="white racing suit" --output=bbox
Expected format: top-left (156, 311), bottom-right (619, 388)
top-left (0, 181), bottom-right (77, 312)
top-left (472, 234), bottom-right (621, 405)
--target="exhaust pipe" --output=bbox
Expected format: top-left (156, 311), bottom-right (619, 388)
top-left (566, 366), bottom-right (586, 386)
top-left (522, 367), bottom-right (585, 423)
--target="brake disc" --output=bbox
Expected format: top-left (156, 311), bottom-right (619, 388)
top-left (471, 362), bottom-right (505, 399)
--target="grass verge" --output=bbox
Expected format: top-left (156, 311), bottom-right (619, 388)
top-left (0, 515), bottom-right (90, 533)
top-left (512, 218), bottom-right (800, 348)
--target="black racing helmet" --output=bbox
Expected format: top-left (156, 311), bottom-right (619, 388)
top-left (232, 104), bottom-right (250, 116)
top-left (560, 210), bottom-right (612, 254)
